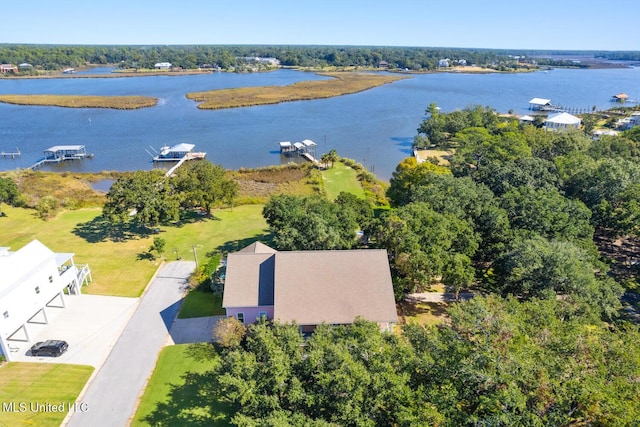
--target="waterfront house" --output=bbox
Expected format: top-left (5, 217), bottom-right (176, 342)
top-left (544, 112), bottom-right (581, 131)
top-left (0, 64), bottom-right (18, 74)
top-left (519, 114), bottom-right (535, 124)
top-left (154, 62), bottom-right (172, 69)
top-left (0, 240), bottom-right (91, 361)
top-left (222, 242), bottom-right (398, 334)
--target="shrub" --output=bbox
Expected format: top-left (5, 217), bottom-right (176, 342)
top-left (213, 316), bottom-right (247, 348)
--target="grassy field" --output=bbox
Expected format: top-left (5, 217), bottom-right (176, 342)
top-left (0, 204), bottom-right (268, 297)
top-left (0, 362), bottom-right (94, 427)
top-left (186, 72), bottom-right (409, 109)
top-left (131, 344), bottom-right (232, 426)
top-left (321, 162), bottom-right (366, 200)
top-left (0, 94), bottom-right (157, 109)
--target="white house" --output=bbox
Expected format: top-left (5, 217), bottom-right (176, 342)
top-left (544, 112), bottom-right (581, 131)
top-left (519, 114), bottom-right (535, 124)
top-left (154, 62), bottom-right (172, 69)
top-left (0, 240), bottom-right (91, 361)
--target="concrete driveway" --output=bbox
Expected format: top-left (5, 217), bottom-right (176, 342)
top-left (66, 261), bottom-right (194, 427)
top-left (169, 315), bottom-right (225, 344)
top-left (8, 294), bottom-right (138, 368)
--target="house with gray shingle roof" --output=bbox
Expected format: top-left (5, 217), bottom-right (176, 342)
top-left (222, 242), bottom-right (397, 333)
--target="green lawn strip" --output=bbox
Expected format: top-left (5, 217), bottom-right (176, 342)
top-left (0, 363), bottom-right (94, 427)
top-left (0, 204), bottom-right (268, 298)
top-left (321, 162), bottom-right (366, 200)
top-left (131, 344), bottom-right (233, 426)
top-left (178, 291), bottom-right (224, 319)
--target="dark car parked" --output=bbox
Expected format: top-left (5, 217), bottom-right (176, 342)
top-left (29, 340), bottom-right (69, 357)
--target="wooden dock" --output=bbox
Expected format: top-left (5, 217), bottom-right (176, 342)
top-left (301, 153), bottom-right (319, 164)
top-left (0, 148), bottom-right (21, 159)
top-left (279, 139), bottom-right (318, 163)
top-left (27, 145), bottom-right (92, 170)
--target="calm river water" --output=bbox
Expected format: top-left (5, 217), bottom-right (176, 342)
top-left (1, 67), bottom-right (639, 180)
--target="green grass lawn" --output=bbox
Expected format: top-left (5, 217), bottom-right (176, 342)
top-left (131, 344), bottom-right (233, 426)
top-left (178, 291), bottom-right (225, 319)
top-left (321, 162), bottom-right (366, 200)
top-left (0, 362), bottom-right (94, 427)
top-left (0, 204), bottom-right (268, 297)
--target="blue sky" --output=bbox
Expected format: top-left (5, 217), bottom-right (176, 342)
top-left (2, 0), bottom-right (638, 50)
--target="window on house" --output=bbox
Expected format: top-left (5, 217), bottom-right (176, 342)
top-left (257, 312), bottom-right (267, 320)
top-left (3, 311), bottom-right (8, 319)
top-left (35, 286), bottom-right (40, 294)
top-left (236, 312), bottom-right (244, 323)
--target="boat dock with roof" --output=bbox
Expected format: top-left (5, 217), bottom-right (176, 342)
top-left (150, 143), bottom-right (206, 162)
top-left (28, 145), bottom-right (93, 169)
top-left (279, 139), bottom-right (318, 163)
top-left (147, 143), bottom-right (207, 177)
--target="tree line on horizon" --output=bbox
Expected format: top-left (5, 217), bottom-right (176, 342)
top-left (2, 44), bottom-right (637, 72)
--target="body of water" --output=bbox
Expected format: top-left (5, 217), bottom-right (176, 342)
top-left (1, 67), bottom-right (639, 180)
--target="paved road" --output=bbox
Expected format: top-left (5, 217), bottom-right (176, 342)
top-left (66, 261), bottom-right (194, 427)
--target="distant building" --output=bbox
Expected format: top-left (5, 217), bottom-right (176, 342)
top-left (18, 63), bottom-right (32, 69)
top-left (618, 112), bottom-right (640, 130)
top-left (222, 242), bottom-right (397, 334)
top-left (593, 129), bottom-right (620, 140)
top-left (238, 57), bottom-right (280, 66)
top-left (377, 60), bottom-right (389, 69)
top-left (610, 92), bottom-right (629, 102)
top-left (519, 114), bottom-right (535, 124)
top-left (154, 62), bottom-right (172, 69)
top-left (438, 59), bottom-right (450, 67)
top-left (544, 112), bottom-right (581, 131)
top-left (0, 64), bottom-right (18, 74)
top-left (0, 240), bottom-right (91, 361)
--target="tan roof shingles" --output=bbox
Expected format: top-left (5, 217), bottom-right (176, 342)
top-left (222, 252), bottom-right (275, 307)
top-left (273, 249), bottom-right (397, 325)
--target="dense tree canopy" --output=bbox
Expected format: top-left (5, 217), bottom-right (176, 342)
top-left (372, 202), bottom-right (479, 297)
top-left (210, 298), bottom-right (640, 426)
top-left (172, 161), bottom-right (238, 212)
top-left (103, 170), bottom-right (179, 227)
top-left (0, 176), bottom-right (21, 214)
top-left (0, 44), bottom-right (542, 73)
top-left (262, 194), bottom-right (362, 251)
top-left (103, 161), bottom-right (237, 228)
